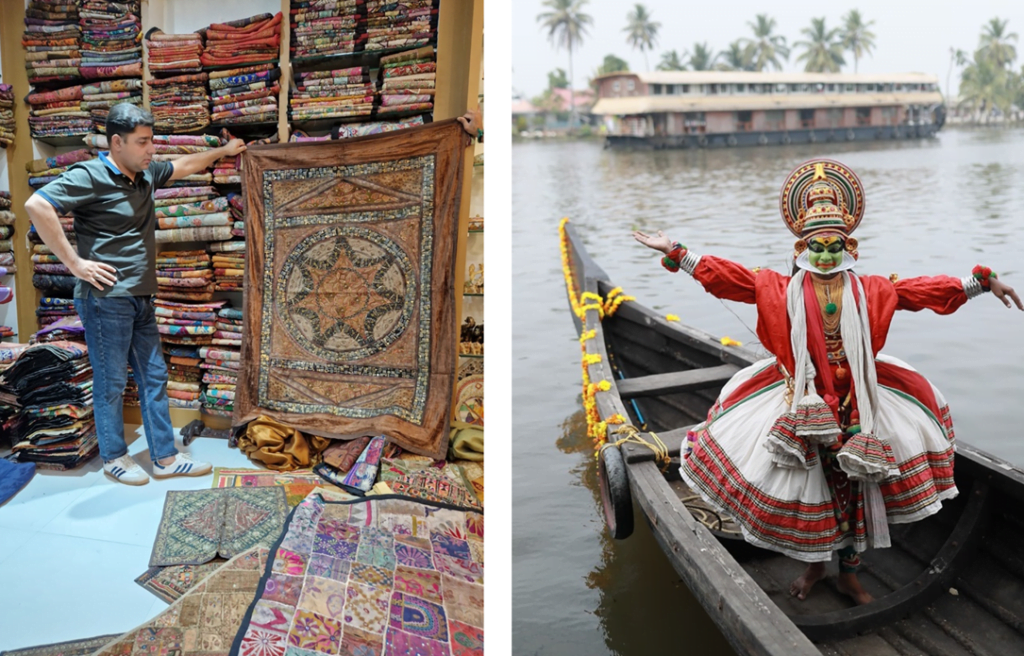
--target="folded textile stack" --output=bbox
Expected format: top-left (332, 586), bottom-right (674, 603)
top-left (377, 45), bottom-right (435, 116)
top-left (211, 153), bottom-right (240, 184)
top-left (147, 72), bottom-right (210, 133)
top-left (208, 63), bottom-right (281, 126)
top-left (155, 196), bottom-right (231, 247)
top-left (82, 78), bottom-right (143, 133)
top-left (25, 84), bottom-right (91, 139)
top-left (365, 0), bottom-right (435, 51)
top-left (164, 344), bottom-right (203, 410)
top-left (0, 326), bottom-right (14, 339)
top-left (290, 0), bottom-right (365, 61)
top-left (36, 297), bottom-right (77, 330)
top-left (124, 367), bottom-right (139, 407)
top-left (145, 29), bottom-right (203, 75)
top-left (0, 192), bottom-right (13, 230)
top-left (0, 85), bottom-right (14, 147)
top-left (78, 0), bottom-right (143, 81)
top-left (291, 65), bottom-right (374, 122)
top-left (26, 147), bottom-right (95, 189)
top-left (154, 249), bottom-right (214, 302)
top-left (29, 217), bottom-right (77, 302)
top-left (201, 13), bottom-right (282, 69)
top-left (212, 235), bottom-right (244, 292)
top-left (32, 314), bottom-right (82, 342)
top-left (22, 0), bottom-right (82, 85)
top-left (2, 341), bottom-right (97, 471)
top-left (290, 115), bottom-right (424, 141)
top-left (199, 342), bottom-right (240, 419)
top-left (154, 298), bottom-right (225, 410)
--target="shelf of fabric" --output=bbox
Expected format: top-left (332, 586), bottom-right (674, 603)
top-left (32, 134), bottom-right (93, 148)
top-left (202, 59), bottom-right (281, 72)
top-left (290, 41), bottom-right (438, 74)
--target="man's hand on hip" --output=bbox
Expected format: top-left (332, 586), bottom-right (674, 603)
top-left (69, 258), bottom-right (118, 290)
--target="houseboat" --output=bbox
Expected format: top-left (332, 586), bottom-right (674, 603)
top-left (591, 71), bottom-right (945, 149)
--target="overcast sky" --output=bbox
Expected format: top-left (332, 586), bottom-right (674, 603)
top-left (512, 0), bottom-right (1024, 99)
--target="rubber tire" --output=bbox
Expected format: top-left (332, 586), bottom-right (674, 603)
top-left (727, 135), bottom-right (737, 147)
top-left (808, 131), bottom-right (817, 143)
top-left (598, 446), bottom-right (634, 540)
top-left (698, 135), bottom-right (708, 147)
top-left (782, 134), bottom-right (791, 145)
top-left (758, 134), bottom-right (768, 146)
top-left (847, 129), bottom-right (856, 141)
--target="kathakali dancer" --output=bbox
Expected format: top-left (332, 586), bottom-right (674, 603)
top-left (633, 158), bottom-right (1023, 605)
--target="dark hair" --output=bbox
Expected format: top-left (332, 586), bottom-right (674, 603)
top-left (106, 103), bottom-right (155, 144)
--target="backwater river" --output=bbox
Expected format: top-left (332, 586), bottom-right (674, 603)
top-left (512, 129), bottom-right (1024, 655)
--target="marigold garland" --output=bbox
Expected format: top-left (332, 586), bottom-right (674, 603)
top-left (560, 217), bottom-right (638, 457)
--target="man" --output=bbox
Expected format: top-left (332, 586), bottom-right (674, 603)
top-left (25, 103), bottom-right (246, 485)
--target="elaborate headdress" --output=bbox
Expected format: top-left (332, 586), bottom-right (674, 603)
top-left (780, 159), bottom-right (865, 260)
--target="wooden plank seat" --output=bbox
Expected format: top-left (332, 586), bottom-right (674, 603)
top-left (616, 364), bottom-right (740, 400)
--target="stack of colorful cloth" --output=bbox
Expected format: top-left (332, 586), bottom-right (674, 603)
top-left (377, 45), bottom-right (435, 116)
top-left (208, 63), bottom-right (281, 126)
top-left (82, 78), bottom-right (143, 133)
top-left (29, 217), bottom-right (77, 303)
top-left (291, 65), bottom-right (374, 122)
top-left (78, 0), bottom-right (143, 80)
top-left (25, 84), bottom-right (91, 140)
top-left (26, 147), bottom-right (95, 189)
top-left (124, 367), bottom-right (139, 407)
top-left (200, 338), bottom-right (240, 419)
top-left (290, 115), bottom-right (425, 141)
top-left (32, 315), bottom-right (83, 343)
top-left (0, 326), bottom-right (14, 339)
top-left (36, 297), bottom-right (77, 329)
top-left (212, 152), bottom-right (240, 184)
top-left (153, 299), bottom-right (223, 410)
top-left (365, 0), bottom-right (436, 51)
top-left (147, 72), bottom-right (211, 133)
top-left (155, 196), bottom-right (231, 246)
top-left (212, 238), bottom-right (244, 292)
top-left (0, 192), bottom-right (13, 231)
top-left (0, 85), bottom-right (14, 147)
top-left (289, 0), bottom-right (364, 61)
top-left (1, 341), bottom-right (97, 471)
top-left (201, 13), bottom-right (282, 69)
top-left (145, 29), bottom-right (203, 75)
top-left (22, 0), bottom-right (82, 84)
top-left (155, 250), bottom-right (214, 303)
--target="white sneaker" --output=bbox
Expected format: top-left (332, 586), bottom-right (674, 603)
top-left (152, 452), bottom-right (212, 479)
top-left (104, 455), bottom-right (150, 486)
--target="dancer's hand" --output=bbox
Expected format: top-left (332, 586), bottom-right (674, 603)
top-left (990, 278), bottom-right (1024, 310)
top-left (633, 230), bottom-right (674, 254)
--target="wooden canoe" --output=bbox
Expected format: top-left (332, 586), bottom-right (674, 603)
top-left (562, 220), bottom-right (1024, 656)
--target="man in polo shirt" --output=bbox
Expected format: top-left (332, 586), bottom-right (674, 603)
top-left (24, 103), bottom-right (246, 485)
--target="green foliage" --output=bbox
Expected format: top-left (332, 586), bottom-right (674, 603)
top-left (548, 68), bottom-right (570, 89)
top-left (840, 9), bottom-right (876, 73)
top-left (717, 40), bottom-right (757, 71)
top-left (688, 42), bottom-right (718, 71)
top-left (597, 54), bottom-right (630, 76)
top-left (795, 17), bottom-right (846, 73)
top-left (623, 3), bottom-right (661, 70)
top-left (745, 14), bottom-right (789, 71)
top-left (956, 18), bottom-right (1023, 120)
top-left (656, 50), bottom-right (686, 71)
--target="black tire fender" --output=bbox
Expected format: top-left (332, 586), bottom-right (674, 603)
top-left (598, 445), bottom-right (634, 540)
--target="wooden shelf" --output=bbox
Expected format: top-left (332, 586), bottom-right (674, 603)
top-left (459, 353), bottom-right (483, 359)
top-left (291, 42), bottom-right (438, 74)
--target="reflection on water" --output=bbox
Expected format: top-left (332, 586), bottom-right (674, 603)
top-left (513, 129), bottom-right (1024, 655)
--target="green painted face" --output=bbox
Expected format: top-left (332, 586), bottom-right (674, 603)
top-left (807, 236), bottom-right (844, 273)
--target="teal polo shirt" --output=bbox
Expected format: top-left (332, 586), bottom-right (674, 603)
top-left (35, 151), bottom-right (174, 299)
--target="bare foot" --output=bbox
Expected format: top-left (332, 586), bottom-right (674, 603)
top-left (789, 562), bottom-right (827, 600)
top-left (837, 572), bottom-right (874, 605)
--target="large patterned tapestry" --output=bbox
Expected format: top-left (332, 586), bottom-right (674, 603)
top-left (230, 494), bottom-right (484, 656)
top-left (237, 121), bottom-right (471, 459)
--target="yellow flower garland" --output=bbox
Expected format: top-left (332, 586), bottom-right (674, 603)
top-left (559, 217), bottom-right (638, 457)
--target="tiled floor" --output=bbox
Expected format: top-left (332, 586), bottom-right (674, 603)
top-left (0, 424), bottom-right (257, 651)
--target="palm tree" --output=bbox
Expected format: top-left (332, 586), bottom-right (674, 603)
top-left (687, 42), bottom-right (718, 71)
top-left (840, 9), bottom-right (876, 73)
top-left (795, 17), bottom-right (845, 73)
top-left (718, 40), bottom-right (756, 71)
top-left (978, 17), bottom-right (1018, 68)
top-left (657, 50), bottom-right (686, 71)
top-left (745, 14), bottom-right (789, 71)
top-left (959, 54), bottom-right (1012, 121)
top-left (947, 47), bottom-right (969, 102)
top-left (537, 0), bottom-right (593, 131)
top-left (623, 4), bottom-right (660, 71)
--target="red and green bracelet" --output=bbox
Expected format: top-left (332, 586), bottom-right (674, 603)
top-left (973, 265), bottom-right (998, 291)
top-left (661, 242), bottom-right (687, 272)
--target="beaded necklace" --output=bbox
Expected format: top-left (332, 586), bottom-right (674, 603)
top-left (812, 274), bottom-right (843, 335)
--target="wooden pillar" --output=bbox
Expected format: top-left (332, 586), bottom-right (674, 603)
top-left (436, 0), bottom-right (483, 418)
top-left (1, 0), bottom-right (42, 343)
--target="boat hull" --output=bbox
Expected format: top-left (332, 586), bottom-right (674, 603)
top-left (605, 124), bottom-right (941, 150)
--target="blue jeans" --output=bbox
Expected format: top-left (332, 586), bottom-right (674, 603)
top-left (74, 292), bottom-right (178, 463)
